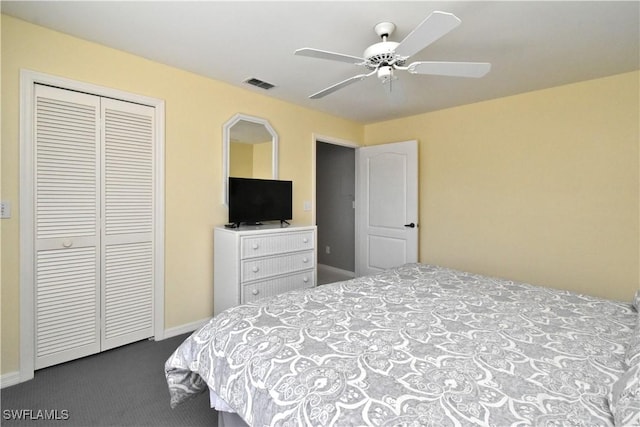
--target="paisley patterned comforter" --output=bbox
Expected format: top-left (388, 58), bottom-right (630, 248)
top-left (165, 263), bottom-right (637, 426)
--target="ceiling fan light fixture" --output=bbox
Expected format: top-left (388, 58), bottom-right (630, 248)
top-left (377, 65), bottom-right (393, 82)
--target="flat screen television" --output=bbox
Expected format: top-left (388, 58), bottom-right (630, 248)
top-left (228, 177), bottom-right (293, 226)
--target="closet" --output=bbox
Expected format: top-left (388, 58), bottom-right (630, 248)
top-left (33, 84), bottom-right (156, 369)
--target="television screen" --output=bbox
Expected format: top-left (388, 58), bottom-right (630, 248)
top-left (228, 177), bottom-right (293, 225)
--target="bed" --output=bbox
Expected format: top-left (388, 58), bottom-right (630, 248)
top-left (165, 263), bottom-right (640, 426)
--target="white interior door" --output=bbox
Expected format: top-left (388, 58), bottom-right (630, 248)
top-left (34, 85), bottom-right (101, 369)
top-left (355, 140), bottom-right (418, 276)
top-left (33, 85), bottom-right (155, 369)
top-left (101, 98), bottom-right (155, 350)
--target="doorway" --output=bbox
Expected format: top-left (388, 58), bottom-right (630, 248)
top-left (313, 137), bottom-right (419, 284)
top-left (315, 140), bottom-right (356, 285)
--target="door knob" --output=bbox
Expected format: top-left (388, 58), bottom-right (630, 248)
top-left (404, 223), bottom-right (416, 228)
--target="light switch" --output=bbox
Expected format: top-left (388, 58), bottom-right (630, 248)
top-left (0, 200), bottom-right (11, 219)
top-left (303, 201), bottom-right (312, 211)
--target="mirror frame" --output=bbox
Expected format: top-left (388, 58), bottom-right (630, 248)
top-left (222, 113), bottom-right (279, 204)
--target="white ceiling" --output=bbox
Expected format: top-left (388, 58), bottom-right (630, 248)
top-left (231, 119), bottom-right (273, 144)
top-left (3, 1), bottom-right (638, 124)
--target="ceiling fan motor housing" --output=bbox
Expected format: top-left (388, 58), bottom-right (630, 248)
top-left (363, 41), bottom-right (406, 70)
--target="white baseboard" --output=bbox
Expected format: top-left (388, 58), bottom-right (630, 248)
top-left (1, 371), bottom-right (21, 389)
top-left (318, 264), bottom-right (355, 278)
top-left (163, 317), bottom-right (211, 340)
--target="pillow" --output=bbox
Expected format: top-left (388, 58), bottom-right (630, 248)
top-left (610, 363), bottom-right (640, 426)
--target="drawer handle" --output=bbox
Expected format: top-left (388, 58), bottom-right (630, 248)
top-left (252, 243), bottom-right (259, 250)
top-left (252, 289), bottom-right (259, 296)
top-left (303, 238), bottom-right (308, 243)
top-left (303, 277), bottom-right (309, 283)
top-left (252, 266), bottom-right (259, 273)
top-left (62, 239), bottom-right (73, 248)
top-left (302, 257), bottom-right (309, 263)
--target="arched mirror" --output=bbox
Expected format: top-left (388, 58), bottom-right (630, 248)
top-left (222, 113), bottom-right (278, 204)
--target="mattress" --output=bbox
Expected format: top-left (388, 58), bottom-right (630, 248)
top-left (165, 263), bottom-right (639, 426)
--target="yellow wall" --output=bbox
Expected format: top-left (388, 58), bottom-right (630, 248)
top-left (228, 141), bottom-right (273, 179)
top-left (253, 142), bottom-right (272, 179)
top-left (229, 142), bottom-right (254, 178)
top-left (0, 15), bottom-right (362, 375)
top-left (365, 71), bottom-right (639, 301)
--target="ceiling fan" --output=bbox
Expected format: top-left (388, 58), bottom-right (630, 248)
top-left (295, 11), bottom-right (491, 99)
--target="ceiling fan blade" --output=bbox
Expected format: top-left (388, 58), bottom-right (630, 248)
top-left (295, 48), bottom-right (364, 65)
top-left (394, 11), bottom-right (461, 59)
top-left (309, 71), bottom-right (374, 99)
top-left (407, 61), bottom-right (491, 78)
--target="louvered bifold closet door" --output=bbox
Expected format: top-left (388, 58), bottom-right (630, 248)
top-left (34, 85), bottom-right (101, 369)
top-left (101, 99), bottom-right (155, 350)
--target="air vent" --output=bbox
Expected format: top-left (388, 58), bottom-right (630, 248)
top-left (244, 78), bottom-right (276, 90)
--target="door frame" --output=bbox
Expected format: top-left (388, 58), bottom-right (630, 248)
top-left (312, 136), bottom-right (419, 278)
top-left (19, 69), bottom-right (166, 383)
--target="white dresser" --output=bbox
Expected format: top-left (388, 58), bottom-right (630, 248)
top-left (213, 224), bottom-right (317, 315)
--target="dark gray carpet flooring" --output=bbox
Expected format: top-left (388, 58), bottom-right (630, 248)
top-left (1, 333), bottom-right (218, 426)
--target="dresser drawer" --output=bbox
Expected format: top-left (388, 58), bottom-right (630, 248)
top-left (241, 231), bottom-right (314, 259)
top-left (241, 250), bottom-right (314, 282)
top-left (242, 270), bottom-right (315, 304)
